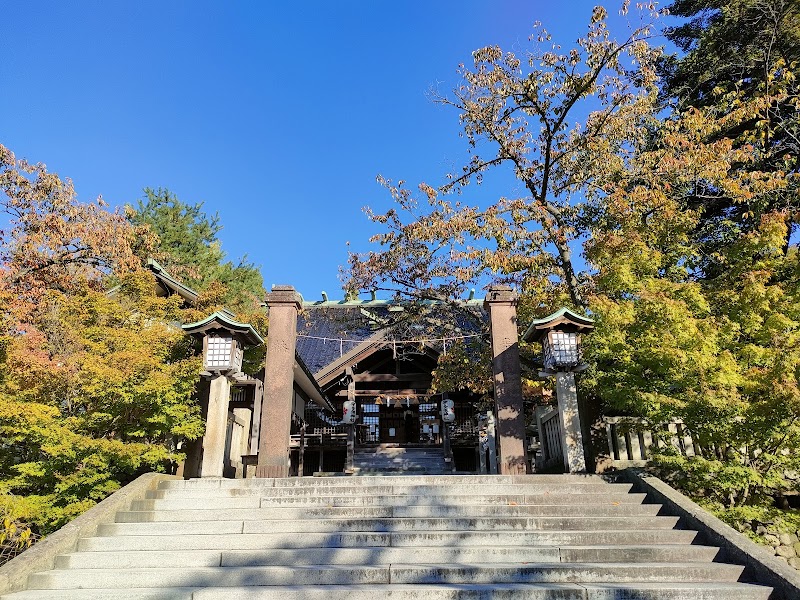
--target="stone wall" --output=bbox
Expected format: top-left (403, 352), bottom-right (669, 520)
top-left (756, 526), bottom-right (800, 570)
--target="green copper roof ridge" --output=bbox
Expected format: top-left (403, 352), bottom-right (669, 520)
top-left (528, 306), bottom-right (594, 326)
top-left (181, 311), bottom-right (264, 345)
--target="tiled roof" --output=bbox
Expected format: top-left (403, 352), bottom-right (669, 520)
top-left (296, 306), bottom-right (385, 376)
top-left (296, 300), bottom-right (488, 377)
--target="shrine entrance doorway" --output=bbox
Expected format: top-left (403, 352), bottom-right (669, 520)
top-left (325, 343), bottom-right (441, 448)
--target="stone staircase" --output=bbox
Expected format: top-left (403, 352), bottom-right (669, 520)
top-left (2, 474), bottom-right (773, 599)
top-left (353, 444), bottom-right (450, 474)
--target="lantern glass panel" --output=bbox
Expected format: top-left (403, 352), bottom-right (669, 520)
top-left (206, 334), bottom-right (233, 369)
top-left (543, 330), bottom-right (580, 369)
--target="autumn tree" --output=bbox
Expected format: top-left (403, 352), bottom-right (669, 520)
top-left (0, 272), bottom-right (202, 533)
top-left (347, 4), bottom-right (665, 311)
top-left (346, 3), bottom-right (800, 527)
top-left (659, 0), bottom-right (800, 270)
top-left (583, 95), bottom-right (798, 510)
top-left (0, 147), bottom-right (203, 539)
top-left (0, 144), bottom-right (153, 313)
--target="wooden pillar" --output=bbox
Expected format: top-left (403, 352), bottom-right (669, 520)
top-left (200, 374), bottom-right (231, 477)
top-left (484, 286), bottom-right (530, 475)
top-left (298, 423), bottom-right (306, 477)
top-left (345, 368), bottom-right (355, 473)
top-left (487, 411), bottom-right (498, 474)
top-left (256, 286), bottom-right (302, 478)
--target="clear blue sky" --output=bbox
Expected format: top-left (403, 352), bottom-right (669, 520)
top-left (1, 1), bottom-right (673, 301)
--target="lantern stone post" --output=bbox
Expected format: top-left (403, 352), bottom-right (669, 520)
top-left (202, 375), bottom-right (231, 477)
top-left (484, 285), bottom-right (529, 475)
top-left (182, 312), bottom-right (263, 478)
top-left (256, 286), bottom-right (303, 478)
top-left (524, 308), bottom-right (594, 473)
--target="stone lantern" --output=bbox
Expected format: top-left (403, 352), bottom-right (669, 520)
top-left (183, 311), bottom-right (263, 477)
top-left (524, 308), bottom-right (594, 473)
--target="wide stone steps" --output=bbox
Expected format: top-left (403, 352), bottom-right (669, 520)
top-left (97, 515), bottom-right (683, 536)
top-left (353, 446), bottom-right (449, 474)
top-left (115, 503), bottom-right (664, 522)
top-left (77, 529), bottom-right (705, 552)
top-left (1, 474), bottom-right (773, 600)
top-left (3, 583), bottom-right (774, 600)
top-left (154, 474), bottom-right (613, 488)
top-left (53, 544), bottom-right (722, 569)
top-left (27, 562), bottom-right (749, 588)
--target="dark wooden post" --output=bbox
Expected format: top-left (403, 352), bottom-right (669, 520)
top-left (484, 285), bottom-right (530, 475)
top-left (441, 393), bottom-right (455, 472)
top-left (256, 286), bottom-right (302, 478)
top-left (487, 411), bottom-right (498, 474)
top-left (345, 367), bottom-right (355, 473)
top-left (298, 422), bottom-right (306, 477)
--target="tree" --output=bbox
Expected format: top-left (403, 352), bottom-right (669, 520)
top-left (0, 144), bottom-right (153, 314)
top-left (346, 4), bottom-right (800, 518)
top-left (660, 0), bottom-right (800, 266)
top-left (347, 4), bottom-right (665, 311)
top-left (0, 148), bottom-right (204, 538)
top-left (0, 272), bottom-right (202, 534)
top-left (128, 188), bottom-right (265, 314)
top-left (661, 0), bottom-right (800, 108)
top-left (582, 93), bottom-right (798, 508)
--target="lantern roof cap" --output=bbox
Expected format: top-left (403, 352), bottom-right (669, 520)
top-left (523, 307), bottom-right (594, 343)
top-left (182, 311), bottom-right (264, 346)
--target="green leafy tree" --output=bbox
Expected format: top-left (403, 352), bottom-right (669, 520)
top-left (347, 5), bottom-right (800, 521)
top-left (128, 188), bottom-right (265, 314)
top-left (583, 94), bottom-right (798, 509)
top-left (0, 149), bottom-right (204, 540)
top-left (0, 272), bottom-right (202, 534)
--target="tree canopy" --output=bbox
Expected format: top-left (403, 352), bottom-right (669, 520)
top-left (0, 148), bottom-right (206, 541)
top-left (128, 187), bottom-right (265, 314)
top-left (347, 3), bottom-right (800, 520)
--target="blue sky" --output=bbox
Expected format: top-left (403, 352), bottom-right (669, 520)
top-left (1, 1), bottom-right (674, 301)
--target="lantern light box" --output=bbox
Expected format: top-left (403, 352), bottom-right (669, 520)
top-left (182, 311), bottom-right (263, 375)
top-left (523, 307), bottom-right (594, 374)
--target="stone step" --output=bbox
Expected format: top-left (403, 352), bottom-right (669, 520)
top-left (258, 493), bottom-right (646, 507)
top-left (98, 515), bottom-right (682, 536)
top-left (77, 529), bottom-right (702, 552)
top-left (148, 488), bottom-right (635, 502)
top-left (4, 473), bottom-right (773, 600)
top-left (27, 562), bottom-right (747, 590)
top-left (156, 474), bottom-right (607, 490)
top-left (1, 582), bottom-right (775, 600)
top-left (55, 544), bottom-right (721, 569)
top-left (352, 459), bottom-right (445, 463)
top-left (354, 454), bottom-right (445, 459)
top-left (142, 484), bottom-right (631, 501)
top-left (145, 482), bottom-right (634, 499)
top-left (352, 467), bottom-right (447, 474)
top-left (133, 493), bottom-right (644, 510)
top-left (115, 503), bottom-right (663, 522)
